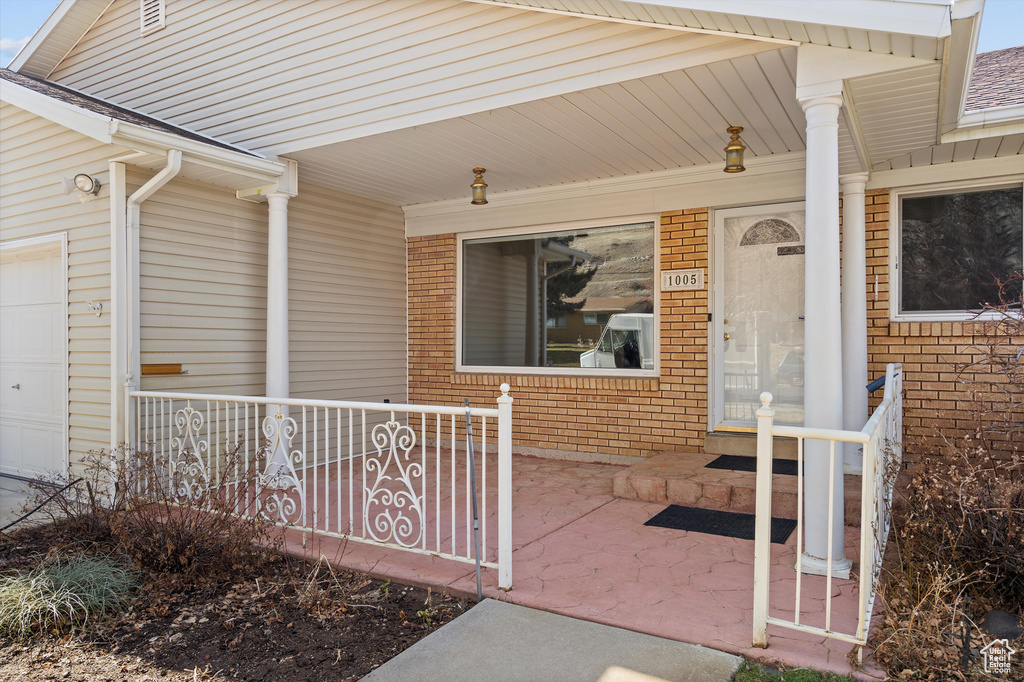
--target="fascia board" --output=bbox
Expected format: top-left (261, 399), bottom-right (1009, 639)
top-left (635, 1), bottom-right (952, 38)
top-left (9, 0), bottom-right (112, 78)
top-left (940, 104), bottom-right (1024, 143)
top-left (0, 78), bottom-right (114, 142)
top-left (109, 122), bottom-right (285, 183)
top-left (937, 4), bottom-right (983, 135)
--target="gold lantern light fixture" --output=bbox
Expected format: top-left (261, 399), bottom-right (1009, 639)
top-left (470, 167), bottom-right (488, 205)
top-left (723, 126), bottom-right (746, 173)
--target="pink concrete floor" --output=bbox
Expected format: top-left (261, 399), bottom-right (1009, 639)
top-left (277, 454), bottom-right (884, 680)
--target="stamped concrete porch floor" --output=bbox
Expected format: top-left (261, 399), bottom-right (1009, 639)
top-left (282, 454), bottom-right (882, 680)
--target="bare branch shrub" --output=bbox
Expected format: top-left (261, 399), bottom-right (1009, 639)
top-left (955, 271), bottom-right (1024, 442)
top-left (110, 441), bottom-right (277, 579)
top-left (19, 443), bottom-right (277, 581)
top-left (871, 273), bottom-right (1023, 679)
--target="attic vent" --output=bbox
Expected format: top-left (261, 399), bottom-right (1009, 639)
top-left (140, 0), bottom-right (165, 36)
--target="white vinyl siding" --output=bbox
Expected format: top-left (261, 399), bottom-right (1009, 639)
top-left (0, 103), bottom-right (127, 475)
top-left (138, 175), bottom-right (407, 404)
top-left (48, 0), bottom-right (758, 156)
top-left (288, 184), bottom-right (407, 403)
top-left (137, 172), bottom-right (269, 395)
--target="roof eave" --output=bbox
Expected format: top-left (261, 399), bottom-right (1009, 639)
top-left (937, 0), bottom-right (985, 137)
top-left (9, 0), bottom-right (111, 79)
top-left (1, 78), bottom-right (284, 184)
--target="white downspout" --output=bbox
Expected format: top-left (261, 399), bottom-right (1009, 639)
top-left (117, 150), bottom-right (182, 449)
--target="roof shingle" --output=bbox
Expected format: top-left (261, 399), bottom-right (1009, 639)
top-left (965, 45), bottom-right (1024, 111)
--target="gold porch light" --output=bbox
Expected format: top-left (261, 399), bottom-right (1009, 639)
top-left (723, 126), bottom-right (746, 173)
top-left (470, 167), bottom-right (488, 205)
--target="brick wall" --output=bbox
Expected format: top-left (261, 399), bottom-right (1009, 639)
top-left (408, 196), bottom-right (1020, 461)
top-left (408, 209), bottom-right (711, 458)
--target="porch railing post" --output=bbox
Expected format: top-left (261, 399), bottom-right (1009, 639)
top-left (752, 392), bottom-right (776, 648)
top-left (496, 383), bottom-right (513, 589)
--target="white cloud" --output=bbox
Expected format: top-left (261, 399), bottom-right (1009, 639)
top-left (1, 37), bottom-right (31, 67)
top-left (0, 36), bottom-right (31, 52)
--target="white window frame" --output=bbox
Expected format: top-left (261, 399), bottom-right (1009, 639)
top-left (455, 214), bottom-right (660, 377)
top-left (889, 178), bottom-right (1024, 322)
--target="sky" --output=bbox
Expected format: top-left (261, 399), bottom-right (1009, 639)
top-left (0, 0), bottom-right (1022, 67)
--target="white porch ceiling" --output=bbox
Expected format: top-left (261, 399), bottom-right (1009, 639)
top-left (290, 47), bottom-right (819, 206)
top-left (291, 44), bottom-right (949, 207)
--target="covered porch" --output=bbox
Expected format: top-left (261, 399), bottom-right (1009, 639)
top-left (277, 451), bottom-right (874, 678)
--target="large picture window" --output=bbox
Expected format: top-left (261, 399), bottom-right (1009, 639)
top-left (459, 220), bottom-right (656, 373)
top-left (896, 184), bottom-right (1022, 318)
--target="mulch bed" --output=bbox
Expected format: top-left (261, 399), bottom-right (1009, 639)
top-left (0, 525), bottom-right (472, 681)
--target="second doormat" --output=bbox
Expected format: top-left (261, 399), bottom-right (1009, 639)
top-left (705, 454), bottom-right (799, 477)
top-left (644, 505), bottom-right (797, 544)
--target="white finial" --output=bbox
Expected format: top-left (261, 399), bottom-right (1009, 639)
top-left (760, 392), bottom-right (773, 407)
top-left (499, 383), bottom-right (510, 396)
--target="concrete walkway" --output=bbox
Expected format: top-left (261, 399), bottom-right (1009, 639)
top-left (363, 599), bottom-right (743, 682)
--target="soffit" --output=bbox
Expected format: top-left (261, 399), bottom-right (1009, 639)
top-left (289, 47), bottom-right (821, 206)
top-left (845, 62), bottom-right (944, 170)
top-left (872, 134), bottom-right (1024, 172)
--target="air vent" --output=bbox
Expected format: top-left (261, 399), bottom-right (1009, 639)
top-left (140, 0), bottom-right (165, 36)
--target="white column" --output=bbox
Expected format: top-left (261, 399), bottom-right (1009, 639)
top-left (800, 93), bottom-right (850, 577)
top-left (841, 173), bottom-right (870, 475)
top-left (266, 192), bottom-right (290, 402)
top-left (265, 191), bottom-right (292, 477)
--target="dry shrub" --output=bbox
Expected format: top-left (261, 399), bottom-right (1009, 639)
top-left (955, 272), bottom-right (1024, 444)
top-left (109, 443), bottom-right (275, 580)
top-left (22, 452), bottom-right (123, 546)
top-left (20, 444), bottom-right (276, 581)
top-left (872, 446), bottom-right (1023, 679)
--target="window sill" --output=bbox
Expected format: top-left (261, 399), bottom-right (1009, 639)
top-left (453, 371), bottom-right (661, 392)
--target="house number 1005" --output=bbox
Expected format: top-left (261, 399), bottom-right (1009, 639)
top-left (661, 269), bottom-right (705, 291)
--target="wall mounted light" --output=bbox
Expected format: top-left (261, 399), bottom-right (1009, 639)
top-left (470, 167), bottom-right (488, 205)
top-left (60, 173), bottom-right (102, 195)
top-left (723, 126), bottom-right (746, 173)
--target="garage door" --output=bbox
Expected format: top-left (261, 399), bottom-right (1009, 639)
top-left (0, 240), bottom-right (67, 479)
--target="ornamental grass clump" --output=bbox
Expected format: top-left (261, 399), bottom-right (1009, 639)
top-left (0, 554), bottom-right (139, 639)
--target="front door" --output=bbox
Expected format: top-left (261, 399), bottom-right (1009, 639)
top-left (712, 203), bottom-right (805, 428)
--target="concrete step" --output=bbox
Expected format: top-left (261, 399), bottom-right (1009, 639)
top-left (613, 452), bottom-right (861, 527)
top-left (703, 431), bottom-right (799, 460)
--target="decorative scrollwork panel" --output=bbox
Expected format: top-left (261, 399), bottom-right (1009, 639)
top-left (364, 420), bottom-right (423, 548)
top-left (256, 411), bottom-right (305, 525)
top-left (169, 406), bottom-right (210, 503)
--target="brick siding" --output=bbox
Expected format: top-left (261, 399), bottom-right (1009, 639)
top-left (408, 196), bottom-right (1020, 461)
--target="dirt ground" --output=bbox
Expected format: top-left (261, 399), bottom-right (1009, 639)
top-left (0, 525), bottom-right (472, 681)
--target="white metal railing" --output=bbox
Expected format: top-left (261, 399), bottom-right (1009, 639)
top-left (125, 385), bottom-right (514, 589)
top-left (752, 363), bottom-right (903, 659)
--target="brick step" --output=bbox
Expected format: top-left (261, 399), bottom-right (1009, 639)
top-left (703, 431), bottom-right (799, 460)
top-left (612, 452), bottom-right (861, 527)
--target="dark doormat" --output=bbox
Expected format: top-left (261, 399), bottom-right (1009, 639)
top-left (644, 505), bottom-right (797, 544)
top-left (705, 454), bottom-right (798, 477)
